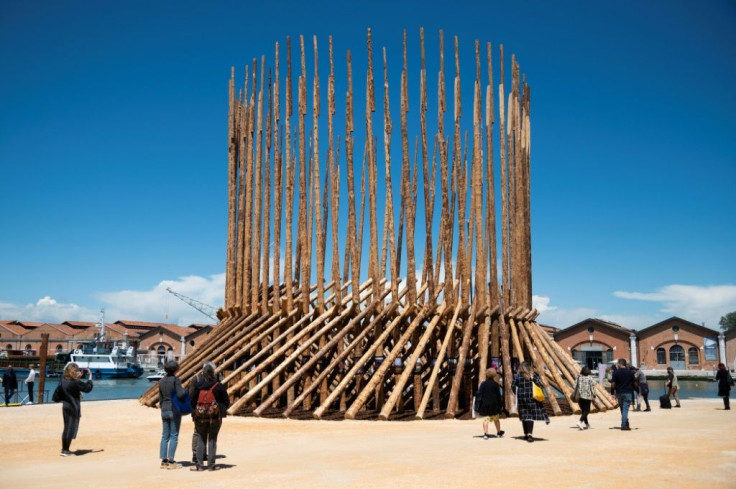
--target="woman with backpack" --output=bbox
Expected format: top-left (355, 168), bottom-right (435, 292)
top-left (157, 360), bottom-right (187, 469)
top-left (475, 367), bottom-right (505, 439)
top-left (190, 361), bottom-right (230, 471)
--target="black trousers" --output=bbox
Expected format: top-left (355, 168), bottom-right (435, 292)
top-left (26, 382), bottom-right (34, 403)
top-left (578, 398), bottom-right (591, 424)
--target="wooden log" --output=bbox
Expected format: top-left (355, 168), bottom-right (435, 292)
top-left (272, 42), bottom-right (283, 316)
top-left (345, 303), bottom-right (434, 419)
top-left (516, 317), bottom-right (562, 415)
top-left (415, 299), bottom-right (463, 419)
top-left (379, 302), bottom-right (448, 419)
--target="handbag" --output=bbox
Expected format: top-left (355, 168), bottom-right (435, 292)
top-left (532, 381), bottom-right (546, 402)
top-left (171, 390), bottom-right (192, 415)
top-left (52, 383), bottom-right (64, 403)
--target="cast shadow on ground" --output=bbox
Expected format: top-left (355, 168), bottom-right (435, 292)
top-left (73, 449), bottom-right (105, 456)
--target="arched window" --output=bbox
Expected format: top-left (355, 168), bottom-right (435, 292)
top-left (25, 344), bottom-right (32, 350)
top-left (157, 345), bottom-right (166, 358)
top-left (688, 347), bottom-right (699, 365)
top-left (656, 348), bottom-right (666, 364)
top-left (56, 345), bottom-right (63, 352)
top-left (5, 344), bottom-right (12, 351)
top-left (670, 345), bottom-right (685, 362)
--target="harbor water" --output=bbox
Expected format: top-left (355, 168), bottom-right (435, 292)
top-left (6, 377), bottom-right (727, 405)
top-left (10, 375), bottom-right (154, 404)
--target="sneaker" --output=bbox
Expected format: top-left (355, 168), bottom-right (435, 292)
top-left (60, 450), bottom-right (72, 457)
top-left (584, 423), bottom-right (590, 430)
top-left (526, 434), bottom-right (534, 443)
top-left (644, 408), bottom-right (651, 412)
top-left (167, 462), bottom-right (182, 470)
top-left (497, 430), bottom-right (505, 438)
top-left (483, 434), bottom-right (489, 440)
top-left (160, 460), bottom-right (169, 469)
top-left (674, 405), bottom-right (681, 408)
top-left (576, 421), bottom-right (584, 430)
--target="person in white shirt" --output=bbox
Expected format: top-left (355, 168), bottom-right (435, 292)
top-left (25, 365), bottom-right (37, 404)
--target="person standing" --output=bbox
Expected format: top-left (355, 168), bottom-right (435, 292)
top-left (189, 366), bottom-right (206, 464)
top-left (573, 366), bottom-right (597, 430)
top-left (60, 363), bottom-right (94, 456)
top-left (158, 360), bottom-right (187, 469)
top-left (512, 362), bottom-right (549, 443)
top-left (476, 367), bottom-right (505, 439)
top-left (715, 363), bottom-right (732, 410)
top-left (666, 366), bottom-right (681, 408)
top-left (3, 366), bottom-right (18, 406)
top-left (25, 365), bottom-right (37, 404)
top-left (190, 362), bottom-right (229, 471)
top-left (610, 358), bottom-right (636, 431)
top-left (632, 366), bottom-right (650, 411)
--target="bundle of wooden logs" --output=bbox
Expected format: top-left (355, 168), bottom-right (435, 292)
top-left (140, 29), bottom-right (617, 419)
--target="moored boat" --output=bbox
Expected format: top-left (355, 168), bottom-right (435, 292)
top-left (146, 369), bottom-right (166, 382)
top-left (69, 341), bottom-right (144, 379)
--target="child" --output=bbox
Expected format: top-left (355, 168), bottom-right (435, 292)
top-left (476, 368), bottom-right (505, 439)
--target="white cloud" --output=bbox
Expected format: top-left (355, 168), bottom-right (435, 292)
top-left (532, 295), bottom-right (597, 327)
top-left (97, 274), bottom-right (225, 326)
top-left (614, 284), bottom-right (736, 329)
top-left (0, 297), bottom-right (99, 323)
top-left (0, 274), bottom-right (225, 326)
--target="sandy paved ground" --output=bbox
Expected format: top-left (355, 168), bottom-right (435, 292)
top-left (1, 398), bottom-right (734, 489)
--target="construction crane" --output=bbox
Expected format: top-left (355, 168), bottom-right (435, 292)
top-left (166, 287), bottom-right (218, 322)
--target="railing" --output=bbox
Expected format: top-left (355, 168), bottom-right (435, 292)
top-left (2, 384), bottom-right (49, 405)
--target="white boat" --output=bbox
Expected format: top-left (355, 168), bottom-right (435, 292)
top-left (67, 310), bottom-right (144, 379)
top-left (147, 369), bottom-right (166, 382)
top-left (70, 342), bottom-right (144, 379)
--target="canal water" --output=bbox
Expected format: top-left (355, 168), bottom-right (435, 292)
top-left (11, 377), bottom-right (725, 404)
top-left (15, 376), bottom-right (155, 403)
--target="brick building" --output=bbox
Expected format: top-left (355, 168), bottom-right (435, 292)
top-left (552, 316), bottom-right (727, 373)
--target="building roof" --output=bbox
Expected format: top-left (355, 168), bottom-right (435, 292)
top-left (554, 317), bottom-right (635, 340)
top-left (14, 321), bottom-right (45, 329)
top-left (0, 323), bottom-right (29, 337)
top-left (62, 321), bottom-right (98, 329)
top-left (114, 320), bottom-right (183, 331)
top-left (636, 316), bottom-right (720, 336)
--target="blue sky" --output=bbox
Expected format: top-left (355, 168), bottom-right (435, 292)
top-left (1, 1), bottom-right (734, 329)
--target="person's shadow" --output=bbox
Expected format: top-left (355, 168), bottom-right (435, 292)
top-left (72, 449), bottom-right (105, 456)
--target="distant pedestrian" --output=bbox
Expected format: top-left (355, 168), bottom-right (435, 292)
top-left (666, 366), bottom-right (681, 408)
top-left (715, 363), bottom-right (733, 410)
top-left (512, 362), bottom-right (549, 443)
top-left (25, 365), bottom-right (37, 404)
top-left (573, 366), bottom-right (597, 430)
top-left (190, 362), bottom-right (229, 471)
top-left (475, 368), bottom-right (505, 439)
top-left (3, 366), bottom-right (18, 406)
top-left (611, 358), bottom-right (636, 430)
top-left (158, 360), bottom-right (187, 469)
top-left (60, 363), bottom-right (94, 456)
top-left (633, 366), bottom-right (650, 411)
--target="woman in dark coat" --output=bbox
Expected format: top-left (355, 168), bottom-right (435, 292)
top-left (158, 360), bottom-right (187, 469)
top-left (476, 367), bottom-right (505, 439)
top-left (60, 362), bottom-right (94, 456)
top-left (190, 362), bottom-right (229, 471)
top-left (715, 363), bottom-right (732, 410)
top-left (512, 362), bottom-right (549, 443)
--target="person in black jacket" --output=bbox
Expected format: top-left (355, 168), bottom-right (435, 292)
top-left (476, 368), bottom-right (505, 439)
top-left (190, 361), bottom-right (229, 471)
top-left (715, 363), bottom-right (732, 410)
top-left (157, 360), bottom-right (187, 469)
top-left (59, 363), bottom-right (94, 456)
top-left (3, 366), bottom-right (19, 406)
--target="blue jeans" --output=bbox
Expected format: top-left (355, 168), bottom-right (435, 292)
top-left (160, 411), bottom-right (182, 460)
top-left (617, 393), bottom-right (633, 428)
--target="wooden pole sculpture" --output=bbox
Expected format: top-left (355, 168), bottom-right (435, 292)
top-left (140, 28), bottom-right (615, 420)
